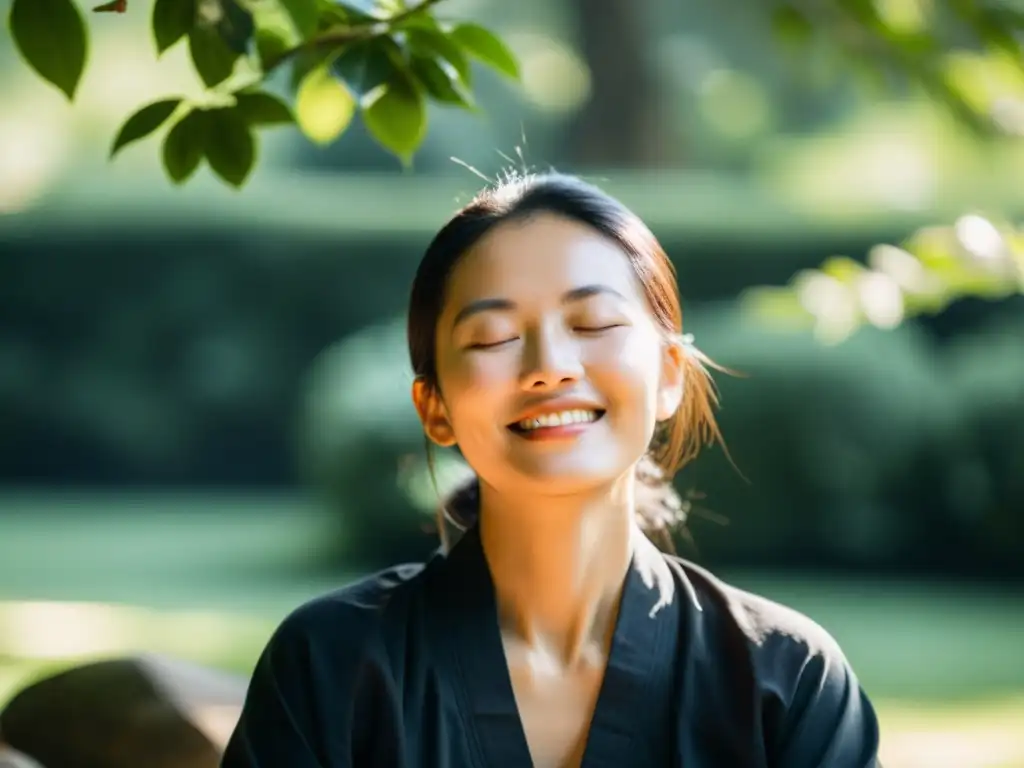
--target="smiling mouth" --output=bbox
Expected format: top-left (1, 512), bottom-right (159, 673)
top-left (507, 409), bottom-right (606, 434)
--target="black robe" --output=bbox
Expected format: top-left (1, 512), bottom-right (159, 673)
top-left (222, 527), bottom-right (880, 767)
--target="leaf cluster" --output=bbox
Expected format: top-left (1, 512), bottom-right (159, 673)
top-left (771, 0), bottom-right (1024, 136)
top-left (7, 0), bottom-right (519, 187)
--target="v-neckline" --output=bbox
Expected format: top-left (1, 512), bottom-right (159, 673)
top-left (435, 527), bottom-right (680, 767)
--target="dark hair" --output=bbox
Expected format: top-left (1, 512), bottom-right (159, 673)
top-left (407, 172), bottom-right (725, 550)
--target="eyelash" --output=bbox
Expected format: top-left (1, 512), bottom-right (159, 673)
top-left (468, 325), bottom-right (623, 350)
top-left (577, 324), bottom-right (623, 333)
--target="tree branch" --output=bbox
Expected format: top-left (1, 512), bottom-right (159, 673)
top-left (264, 0), bottom-right (447, 76)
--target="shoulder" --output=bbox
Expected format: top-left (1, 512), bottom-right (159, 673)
top-left (293, 561), bottom-right (429, 620)
top-left (671, 556), bottom-right (848, 663)
top-left (667, 556), bottom-right (863, 705)
top-left (224, 562), bottom-right (437, 764)
top-left (264, 561), bottom-right (431, 664)
top-left (668, 558), bottom-right (880, 764)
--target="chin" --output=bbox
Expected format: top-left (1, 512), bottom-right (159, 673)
top-left (507, 459), bottom-right (628, 495)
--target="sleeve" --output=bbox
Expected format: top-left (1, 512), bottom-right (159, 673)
top-left (771, 643), bottom-right (881, 768)
top-left (220, 609), bottom-right (353, 768)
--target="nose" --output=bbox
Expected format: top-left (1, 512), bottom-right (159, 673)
top-left (519, 325), bottom-right (582, 391)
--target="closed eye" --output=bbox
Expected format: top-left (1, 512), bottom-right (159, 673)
top-left (467, 338), bottom-right (518, 350)
top-left (575, 324), bottom-right (624, 333)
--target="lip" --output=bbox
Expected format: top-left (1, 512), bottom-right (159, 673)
top-left (507, 398), bottom-right (606, 427)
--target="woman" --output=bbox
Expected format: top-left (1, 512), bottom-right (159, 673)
top-left (221, 173), bottom-right (881, 768)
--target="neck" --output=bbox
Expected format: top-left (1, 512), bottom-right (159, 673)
top-left (478, 478), bottom-right (640, 666)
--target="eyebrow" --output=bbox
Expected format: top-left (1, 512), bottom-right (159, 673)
top-left (451, 284), bottom-right (626, 328)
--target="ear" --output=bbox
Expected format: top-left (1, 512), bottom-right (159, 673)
top-left (656, 336), bottom-right (686, 422)
top-left (412, 377), bottom-right (457, 447)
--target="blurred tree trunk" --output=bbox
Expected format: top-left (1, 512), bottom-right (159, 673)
top-left (565, 0), bottom-right (673, 168)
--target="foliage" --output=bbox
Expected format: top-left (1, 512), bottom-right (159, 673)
top-left (770, 0), bottom-right (1024, 137)
top-left (742, 214), bottom-right (1024, 343)
top-left (8, 0), bottom-right (1024, 189)
top-left (5, 0), bottom-right (519, 188)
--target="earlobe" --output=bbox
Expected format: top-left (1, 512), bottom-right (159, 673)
top-left (412, 377), bottom-right (458, 447)
top-left (656, 387), bottom-right (684, 422)
top-left (425, 417), bottom-right (457, 448)
top-left (657, 388), bottom-right (682, 422)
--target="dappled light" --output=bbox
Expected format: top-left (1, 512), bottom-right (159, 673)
top-left (0, 109), bottom-right (68, 213)
top-left (955, 213), bottom-right (1014, 268)
top-left (746, 214), bottom-right (1024, 343)
top-left (879, 699), bottom-right (1024, 768)
top-left (509, 32), bottom-right (591, 114)
top-left (0, 601), bottom-right (271, 669)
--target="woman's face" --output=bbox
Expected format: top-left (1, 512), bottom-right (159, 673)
top-left (413, 213), bottom-right (685, 497)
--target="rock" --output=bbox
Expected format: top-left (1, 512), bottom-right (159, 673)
top-left (0, 655), bottom-right (247, 768)
top-left (0, 745), bottom-right (45, 768)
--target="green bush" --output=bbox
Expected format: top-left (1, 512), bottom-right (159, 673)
top-left (297, 317), bottom-right (447, 565)
top-left (941, 314), bottom-right (1024, 575)
top-left (675, 305), bottom-right (960, 570)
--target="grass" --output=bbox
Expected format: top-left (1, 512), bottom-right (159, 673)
top-left (1, 490), bottom-right (1022, 767)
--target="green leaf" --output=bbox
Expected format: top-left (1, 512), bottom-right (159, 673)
top-left (317, 0), bottom-right (377, 29)
top-left (334, 0), bottom-right (383, 19)
top-left (162, 109), bottom-right (208, 184)
top-left (393, 6), bottom-right (440, 31)
top-left (362, 72), bottom-right (427, 163)
top-left (152, 0), bottom-right (196, 54)
top-left (281, 0), bottom-right (319, 36)
top-left (216, 0), bottom-right (256, 54)
top-left (406, 27), bottom-right (471, 85)
top-left (448, 22), bottom-right (519, 80)
top-left (189, 24), bottom-right (241, 88)
top-left (251, 1), bottom-right (300, 68)
top-left (256, 26), bottom-right (292, 69)
top-left (409, 54), bottom-right (473, 108)
top-left (235, 90), bottom-right (295, 125)
top-left (289, 46), bottom-right (336, 90)
top-left (204, 106), bottom-right (256, 187)
top-left (295, 64), bottom-right (356, 144)
top-left (9, 0), bottom-right (89, 100)
top-left (332, 38), bottom-right (402, 98)
top-left (110, 98), bottom-right (182, 158)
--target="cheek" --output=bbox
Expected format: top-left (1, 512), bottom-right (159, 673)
top-left (588, 330), bottom-right (663, 406)
top-left (436, 353), bottom-right (513, 438)
top-left (442, 354), bottom-right (512, 403)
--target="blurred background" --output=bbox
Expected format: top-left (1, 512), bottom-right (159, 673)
top-left (1, 0), bottom-right (1023, 765)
